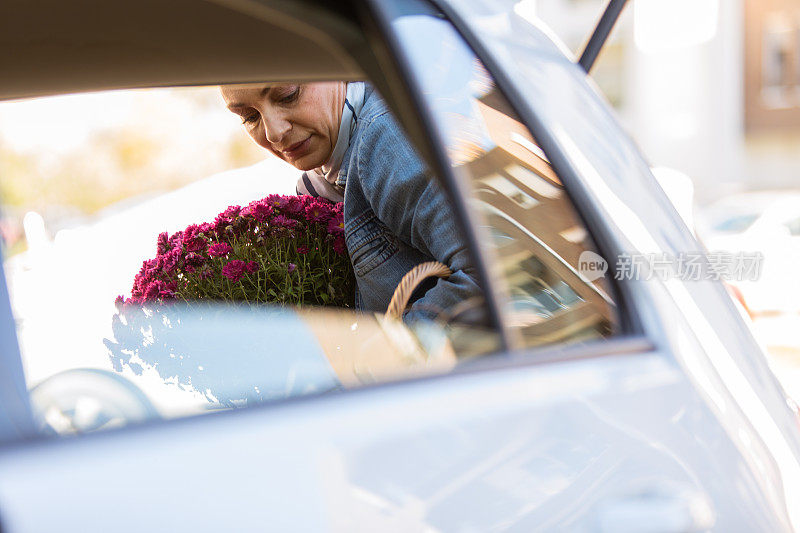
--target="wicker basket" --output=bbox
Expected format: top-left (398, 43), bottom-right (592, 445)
top-left (384, 261), bottom-right (451, 320)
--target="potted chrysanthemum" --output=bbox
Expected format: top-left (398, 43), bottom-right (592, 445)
top-left (117, 194), bottom-right (354, 308)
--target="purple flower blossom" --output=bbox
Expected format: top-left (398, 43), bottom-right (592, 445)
top-left (327, 213), bottom-right (344, 235)
top-left (332, 235), bottom-right (347, 255)
top-left (208, 242), bottom-right (231, 257)
top-left (222, 260), bottom-right (247, 282)
top-left (243, 200), bottom-right (274, 222)
top-left (185, 252), bottom-right (205, 267)
top-left (219, 205), bottom-right (241, 221)
top-left (162, 248), bottom-right (182, 273)
top-left (214, 205), bottom-right (241, 233)
top-left (272, 215), bottom-right (298, 229)
top-left (185, 237), bottom-right (205, 253)
top-left (156, 232), bottom-right (170, 254)
top-left (123, 194), bottom-right (352, 307)
top-left (183, 224), bottom-right (200, 240)
top-left (265, 194), bottom-right (285, 209)
top-left (304, 201), bottom-right (332, 223)
top-left (283, 196), bottom-right (304, 216)
top-left (168, 231), bottom-right (184, 250)
top-left (143, 281), bottom-right (161, 300)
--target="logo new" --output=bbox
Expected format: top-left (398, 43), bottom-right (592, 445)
top-left (578, 250), bottom-right (608, 281)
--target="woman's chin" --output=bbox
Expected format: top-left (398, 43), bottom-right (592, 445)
top-left (286, 153), bottom-right (326, 172)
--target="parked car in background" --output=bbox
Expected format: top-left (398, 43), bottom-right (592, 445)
top-left (0, 0), bottom-right (799, 531)
top-left (699, 191), bottom-right (800, 315)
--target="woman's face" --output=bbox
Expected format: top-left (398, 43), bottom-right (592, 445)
top-left (221, 82), bottom-right (346, 171)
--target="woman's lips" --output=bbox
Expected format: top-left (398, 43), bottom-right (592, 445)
top-left (282, 137), bottom-right (312, 160)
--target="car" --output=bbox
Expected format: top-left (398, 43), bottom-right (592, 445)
top-left (699, 191), bottom-right (800, 315)
top-left (0, 0), bottom-right (799, 531)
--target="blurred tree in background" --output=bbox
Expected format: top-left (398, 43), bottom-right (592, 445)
top-left (0, 87), bottom-right (265, 254)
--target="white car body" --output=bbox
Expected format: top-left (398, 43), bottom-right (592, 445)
top-left (0, 0), bottom-right (798, 531)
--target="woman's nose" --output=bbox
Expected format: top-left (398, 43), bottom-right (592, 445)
top-left (261, 112), bottom-right (291, 147)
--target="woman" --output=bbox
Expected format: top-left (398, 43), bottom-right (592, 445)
top-left (221, 81), bottom-right (482, 323)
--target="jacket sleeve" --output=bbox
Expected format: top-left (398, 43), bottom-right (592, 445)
top-left (355, 111), bottom-right (487, 324)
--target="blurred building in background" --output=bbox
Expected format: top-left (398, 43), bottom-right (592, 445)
top-left (533, 0), bottom-right (800, 204)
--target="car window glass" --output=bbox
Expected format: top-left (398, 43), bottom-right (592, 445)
top-left (391, 14), bottom-right (617, 349)
top-left (0, 79), bottom-right (504, 438)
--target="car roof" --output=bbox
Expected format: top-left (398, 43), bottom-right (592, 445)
top-left (0, 0), bottom-right (368, 101)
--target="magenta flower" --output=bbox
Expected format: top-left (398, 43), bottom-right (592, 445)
top-left (265, 194), bottom-right (285, 209)
top-left (332, 235), bottom-right (347, 255)
top-left (185, 236), bottom-right (205, 253)
top-left (162, 248), bottom-right (182, 273)
top-left (208, 242), bottom-right (231, 257)
top-left (214, 205), bottom-right (241, 233)
top-left (185, 252), bottom-right (205, 267)
top-left (222, 260), bottom-right (247, 282)
top-left (143, 281), bottom-right (160, 300)
top-left (283, 196), bottom-right (304, 216)
top-left (272, 215), bottom-right (298, 229)
top-left (168, 231), bottom-right (184, 250)
top-left (183, 224), bottom-right (199, 240)
top-left (243, 200), bottom-right (273, 222)
top-left (156, 232), bottom-right (170, 254)
top-left (304, 201), bottom-right (332, 223)
top-left (122, 194), bottom-right (353, 308)
top-left (327, 213), bottom-right (344, 235)
top-left (219, 205), bottom-right (241, 221)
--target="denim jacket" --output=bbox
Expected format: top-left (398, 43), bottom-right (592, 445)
top-left (337, 84), bottom-right (482, 323)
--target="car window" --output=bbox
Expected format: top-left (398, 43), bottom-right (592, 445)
top-left (0, 79), bottom-right (504, 437)
top-left (0, 6), bottom-right (619, 440)
top-left (390, 12), bottom-right (617, 349)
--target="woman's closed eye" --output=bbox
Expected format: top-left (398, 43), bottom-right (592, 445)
top-left (241, 111), bottom-right (260, 125)
top-left (273, 86), bottom-right (301, 105)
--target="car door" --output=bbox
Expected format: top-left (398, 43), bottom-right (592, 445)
top-left (0, 0), bottom-right (795, 531)
top-left (362, 1), bottom-right (795, 530)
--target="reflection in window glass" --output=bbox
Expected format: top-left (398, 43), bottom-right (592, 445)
top-left (0, 81), bottom-right (497, 438)
top-left (394, 14), bottom-right (617, 349)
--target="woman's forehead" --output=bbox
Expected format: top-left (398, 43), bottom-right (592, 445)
top-left (220, 84), bottom-right (268, 107)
